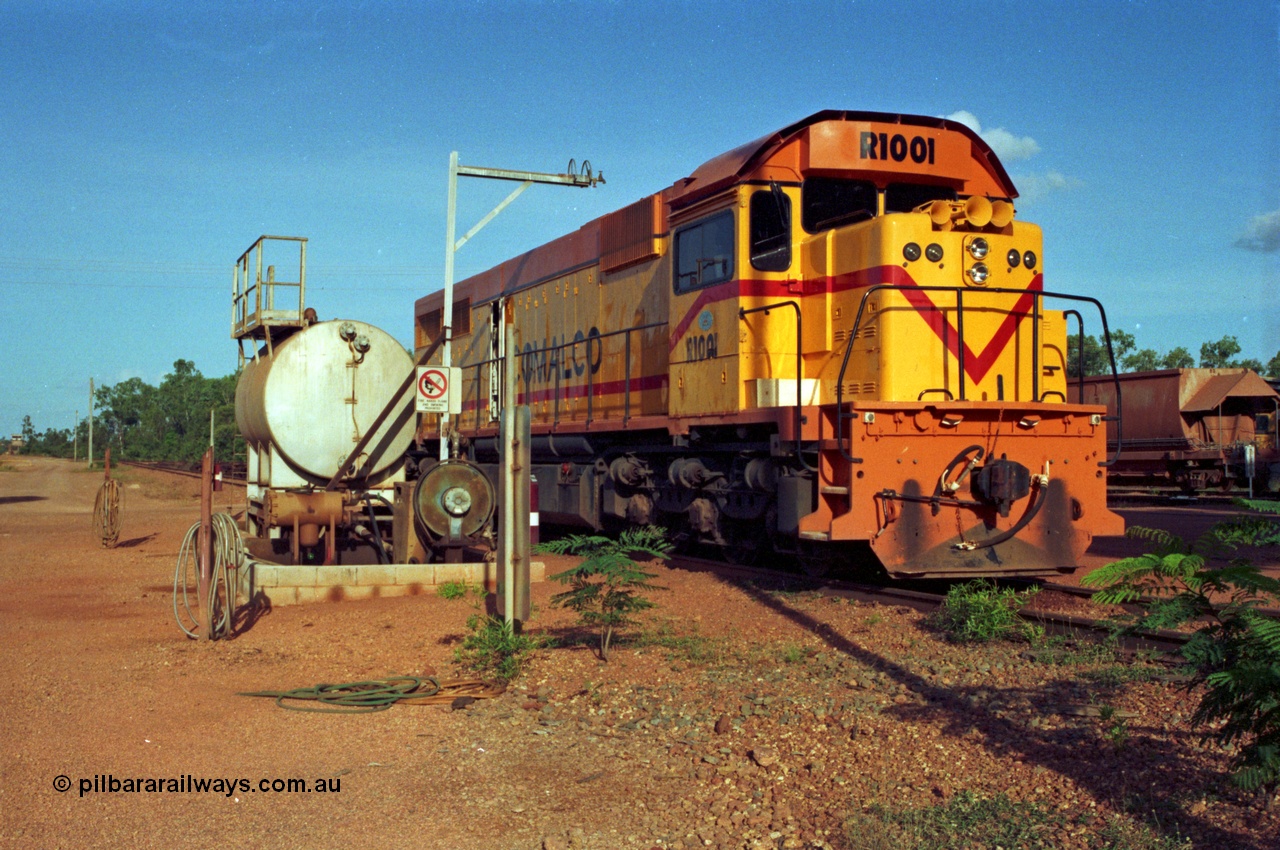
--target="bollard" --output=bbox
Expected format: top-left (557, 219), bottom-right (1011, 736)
top-left (530, 474), bottom-right (539, 546)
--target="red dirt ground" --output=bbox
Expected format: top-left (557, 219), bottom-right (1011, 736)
top-left (2, 456), bottom-right (1277, 850)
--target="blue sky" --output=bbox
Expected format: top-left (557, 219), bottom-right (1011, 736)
top-left (3, 0), bottom-right (1277, 437)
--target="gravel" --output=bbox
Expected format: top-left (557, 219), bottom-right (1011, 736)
top-left (1, 456), bottom-right (1277, 849)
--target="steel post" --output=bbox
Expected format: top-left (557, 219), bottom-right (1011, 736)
top-left (198, 447), bottom-right (214, 642)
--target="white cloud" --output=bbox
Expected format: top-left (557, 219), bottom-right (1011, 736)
top-left (1012, 171), bottom-right (1084, 202)
top-left (1235, 209), bottom-right (1280, 252)
top-left (943, 111), bottom-right (1040, 161)
top-left (944, 110), bottom-right (983, 132)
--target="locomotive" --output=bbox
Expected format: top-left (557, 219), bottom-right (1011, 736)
top-left (413, 110), bottom-right (1125, 579)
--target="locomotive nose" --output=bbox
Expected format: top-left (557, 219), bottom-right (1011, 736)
top-left (971, 455), bottom-right (1032, 517)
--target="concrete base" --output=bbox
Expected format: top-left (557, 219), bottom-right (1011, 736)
top-left (237, 560), bottom-right (546, 607)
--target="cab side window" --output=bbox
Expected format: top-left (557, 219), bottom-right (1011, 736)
top-left (750, 188), bottom-right (791, 272)
top-left (674, 211), bottom-right (734, 294)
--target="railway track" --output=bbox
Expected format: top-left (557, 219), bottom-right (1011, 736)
top-left (118, 459), bottom-right (246, 484)
top-left (667, 554), bottom-right (1194, 654)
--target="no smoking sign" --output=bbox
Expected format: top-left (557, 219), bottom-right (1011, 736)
top-left (415, 366), bottom-right (461, 414)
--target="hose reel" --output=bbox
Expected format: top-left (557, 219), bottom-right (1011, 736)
top-left (412, 460), bottom-right (495, 551)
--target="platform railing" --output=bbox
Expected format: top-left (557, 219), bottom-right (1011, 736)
top-left (231, 235), bottom-right (308, 342)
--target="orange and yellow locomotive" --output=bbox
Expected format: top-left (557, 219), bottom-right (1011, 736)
top-left (414, 110), bottom-right (1123, 578)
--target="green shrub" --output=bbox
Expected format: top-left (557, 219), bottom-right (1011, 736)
top-left (929, 579), bottom-right (1036, 643)
top-left (436, 581), bottom-right (476, 600)
top-left (453, 614), bottom-right (540, 683)
top-left (537, 526), bottom-right (671, 661)
top-left (1082, 503), bottom-right (1280, 793)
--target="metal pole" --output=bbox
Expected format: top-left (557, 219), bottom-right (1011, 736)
top-left (435, 153), bottom-right (602, 464)
top-left (440, 151), bottom-right (459, 463)
top-left (87, 379), bottom-right (94, 468)
top-left (73, 410), bottom-right (78, 462)
top-left (210, 408), bottom-right (215, 448)
top-left (499, 343), bottom-right (516, 626)
top-left (198, 447), bottom-right (214, 641)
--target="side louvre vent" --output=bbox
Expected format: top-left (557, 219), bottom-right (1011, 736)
top-left (834, 325), bottom-right (877, 345)
top-left (601, 195), bottom-right (664, 273)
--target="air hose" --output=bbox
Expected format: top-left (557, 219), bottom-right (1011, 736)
top-left (173, 513), bottom-right (246, 640)
top-left (237, 676), bottom-right (505, 713)
top-left (954, 473), bottom-right (1049, 551)
top-left (92, 478), bottom-right (123, 548)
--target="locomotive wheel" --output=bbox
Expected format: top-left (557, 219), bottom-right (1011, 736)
top-left (724, 519), bottom-right (772, 567)
top-left (795, 542), bottom-right (835, 578)
top-left (724, 506), bottom-right (777, 567)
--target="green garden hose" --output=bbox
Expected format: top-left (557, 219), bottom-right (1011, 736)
top-left (238, 676), bottom-right (505, 714)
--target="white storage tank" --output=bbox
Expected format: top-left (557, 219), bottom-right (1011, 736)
top-left (235, 319), bottom-right (415, 487)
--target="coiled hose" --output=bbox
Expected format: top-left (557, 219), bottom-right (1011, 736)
top-left (92, 478), bottom-right (123, 548)
top-left (237, 676), bottom-right (505, 714)
top-left (173, 513), bottom-right (246, 640)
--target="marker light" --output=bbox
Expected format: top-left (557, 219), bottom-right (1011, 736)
top-left (967, 237), bottom-right (989, 260)
top-left (967, 263), bottom-right (990, 284)
top-left (1007, 248), bottom-right (1021, 267)
top-left (1023, 250), bottom-right (1037, 269)
top-left (925, 243), bottom-right (944, 262)
top-left (903, 242), bottom-right (921, 262)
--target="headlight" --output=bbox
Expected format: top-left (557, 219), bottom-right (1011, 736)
top-left (1023, 250), bottom-right (1037, 269)
top-left (1007, 248), bottom-right (1021, 267)
top-left (967, 263), bottom-right (989, 284)
top-left (903, 242), bottom-right (921, 262)
top-left (967, 237), bottom-right (989, 260)
top-left (925, 243), bottom-right (944, 262)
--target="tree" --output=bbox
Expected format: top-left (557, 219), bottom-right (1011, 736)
top-left (1238, 358), bottom-right (1265, 373)
top-left (539, 526), bottom-right (672, 661)
top-left (1121, 348), bottom-right (1161, 372)
top-left (1267, 351), bottom-right (1280, 379)
top-left (1082, 503), bottom-right (1280, 795)
top-left (1066, 330), bottom-right (1134, 378)
top-left (18, 362), bottom-right (244, 465)
top-left (1161, 346), bottom-right (1195, 369)
top-left (1200, 335), bottom-right (1243, 368)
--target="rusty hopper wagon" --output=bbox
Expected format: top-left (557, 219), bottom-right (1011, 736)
top-left (1081, 368), bottom-right (1280, 493)
top-left (414, 110), bottom-right (1126, 579)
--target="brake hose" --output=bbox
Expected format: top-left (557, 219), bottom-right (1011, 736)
top-left (954, 472), bottom-right (1049, 551)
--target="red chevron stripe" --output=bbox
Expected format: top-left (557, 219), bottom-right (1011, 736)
top-left (670, 267), bottom-right (1043, 384)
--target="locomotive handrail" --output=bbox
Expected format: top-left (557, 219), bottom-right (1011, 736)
top-left (458, 320), bottom-right (666, 431)
top-left (542, 321), bottom-right (665, 427)
top-left (1063, 310), bottom-right (1086, 404)
top-left (738, 301), bottom-right (815, 472)
top-left (834, 284), bottom-right (1124, 467)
